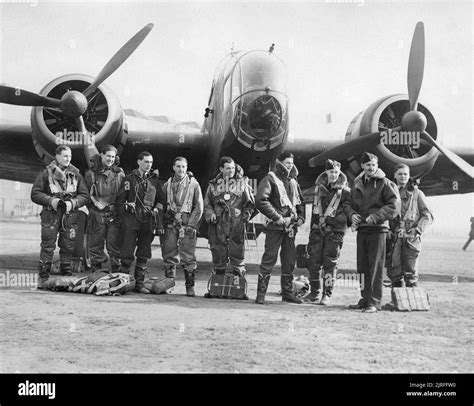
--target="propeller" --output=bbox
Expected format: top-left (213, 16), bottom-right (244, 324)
top-left (308, 131), bottom-right (386, 167)
top-left (0, 23), bottom-right (154, 164)
top-left (407, 21), bottom-right (425, 111)
top-left (420, 131), bottom-right (473, 178)
top-left (308, 21), bottom-right (474, 179)
top-left (0, 85), bottom-right (61, 107)
top-left (83, 23), bottom-right (154, 98)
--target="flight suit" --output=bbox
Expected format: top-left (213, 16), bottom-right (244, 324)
top-left (160, 172), bottom-right (203, 295)
top-left (203, 167), bottom-right (255, 275)
top-left (344, 168), bottom-right (400, 310)
top-left (255, 160), bottom-right (305, 303)
top-left (387, 184), bottom-right (433, 287)
top-left (31, 160), bottom-right (89, 283)
top-left (116, 169), bottom-right (164, 291)
top-left (307, 171), bottom-right (350, 300)
top-left (85, 155), bottom-right (125, 272)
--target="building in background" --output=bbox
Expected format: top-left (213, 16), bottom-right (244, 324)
top-left (0, 180), bottom-right (41, 221)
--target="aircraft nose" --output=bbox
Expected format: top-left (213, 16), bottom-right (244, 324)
top-left (231, 90), bottom-right (288, 151)
top-left (248, 94), bottom-right (283, 140)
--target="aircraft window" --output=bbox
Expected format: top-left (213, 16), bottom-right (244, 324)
top-left (232, 64), bottom-right (242, 102)
top-left (249, 95), bottom-right (282, 139)
top-left (223, 78), bottom-right (231, 109)
top-left (239, 52), bottom-right (286, 93)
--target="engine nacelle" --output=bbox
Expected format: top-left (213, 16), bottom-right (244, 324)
top-left (345, 94), bottom-right (440, 180)
top-left (31, 74), bottom-right (125, 168)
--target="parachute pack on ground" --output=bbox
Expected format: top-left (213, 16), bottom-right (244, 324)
top-left (42, 271), bottom-right (135, 296)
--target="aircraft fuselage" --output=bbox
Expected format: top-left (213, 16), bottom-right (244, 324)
top-left (203, 50), bottom-right (289, 184)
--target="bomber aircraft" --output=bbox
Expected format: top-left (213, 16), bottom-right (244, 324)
top-left (0, 22), bottom-right (473, 213)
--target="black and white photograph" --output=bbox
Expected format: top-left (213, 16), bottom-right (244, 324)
top-left (0, 0), bottom-right (472, 399)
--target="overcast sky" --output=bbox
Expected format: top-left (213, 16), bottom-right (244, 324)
top-left (0, 0), bottom-right (472, 234)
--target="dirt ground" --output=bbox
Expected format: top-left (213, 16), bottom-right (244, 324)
top-left (0, 221), bottom-right (473, 373)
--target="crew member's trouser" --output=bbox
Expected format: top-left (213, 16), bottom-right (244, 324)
top-left (307, 231), bottom-right (344, 297)
top-left (387, 236), bottom-right (421, 286)
top-left (259, 228), bottom-right (297, 297)
top-left (209, 220), bottom-right (245, 275)
top-left (120, 214), bottom-right (154, 273)
top-left (88, 210), bottom-right (123, 271)
top-left (160, 226), bottom-right (197, 279)
top-left (39, 208), bottom-right (78, 274)
top-left (356, 231), bottom-right (386, 309)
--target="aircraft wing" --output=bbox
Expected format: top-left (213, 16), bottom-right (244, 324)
top-left (0, 112), bottom-right (211, 184)
top-left (420, 146), bottom-right (474, 196)
top-left (0, 120), bottom-right (44, 183)
top-left (120, 110), bottom-right (210, 180)
top-left (288, 137), bottom-right (474, 202)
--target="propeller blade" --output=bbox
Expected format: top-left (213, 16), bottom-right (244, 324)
top-left (407, 21), bottom-right (425, 111)
top-left (308, 131), bottom-right (382, 168)
top-left (83, 23), bottom-right (154, 97)
top-left (75, 116), bottom-right (99, 166)
top-left (74, 116), bottom-right (87, 134)
top-left (0, 85), bottom-right (61, 107)
top-left (421, 131), bottom-right (473, 178)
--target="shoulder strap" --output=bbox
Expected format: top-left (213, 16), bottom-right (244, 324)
top-left (313, 185), bottom-right (323, 215)
top-left (89, 170), bottom-right (108, 210)
top-left (313, 187), bottom-right (342, 217)
top-left (403, 188), bottom-right (419, 221)
top-left (47, 167), bottom-right (64, 195)
top-left (268, 171), bottom-right (294, 209)
top-left (324, 189), bottom-right (342, 217)
top-left (181, 177), bottom-right (197, 213)
top-left (166, 177), bottom-right (174, 209)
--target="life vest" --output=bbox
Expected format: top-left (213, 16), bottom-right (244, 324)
top-left (167, 175), bottom-right (197, 214)
top-left (47, 165), bottom-right (78, 196)
top-left (267, 171), bottom-right (301, 211)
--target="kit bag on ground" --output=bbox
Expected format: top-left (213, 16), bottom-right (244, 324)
top-left (204, 273), bottom-right (248, 300)
top-left (391, 287), bottom-right (430, 311)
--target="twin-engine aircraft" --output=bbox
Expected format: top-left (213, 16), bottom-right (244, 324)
top-left (0, 21), bottom-right (473, 202)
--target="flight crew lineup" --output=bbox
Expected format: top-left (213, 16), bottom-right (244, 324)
top-left (31, 144), bottom-right (433, 312)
